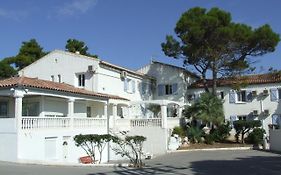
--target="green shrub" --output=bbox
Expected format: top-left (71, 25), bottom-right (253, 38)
top-left (204, 134), bottom-right (215, 144)
top-left (187, 126), bottom-right (204, 143)
top-left (233, 120), bottom-right (262, 143)
top-left (246, 128), bottom-right (265, 145)
top-left (210, 123), bottom-right (231, 142)
top-left (172, 126), bottom-right (186, 137)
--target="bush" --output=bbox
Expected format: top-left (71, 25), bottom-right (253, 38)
top-left (172, 126), bottom-right (186, 137)
top-left (233, 120), bottom-right (262, 143)
top-left (210, 123), bottom-right (231, 142)
top-left (187, 126), bottom-right (204, 143)
top-left (246, 128), bottom-right (265, 145)
top-left (204, 134), bottom-right (215, 144)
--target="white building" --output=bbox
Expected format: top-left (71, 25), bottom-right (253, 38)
top-left (188, 74), bottom-right (281, 135)
top-left (0, 50), bottom-right (195, 164)
top-left (1, 49), bottom-right (280, 164)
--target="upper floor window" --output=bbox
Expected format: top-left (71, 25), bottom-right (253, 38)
top-left (229, 90), bottom-right (252, 103)
top-left (141, 82), bottom-right (151, 95)
top-left (270, 88), bottom-right (281, 101)
top-left (0, 101), bottom-right (8, 118)
top-left (124, 78), bottom-right (135, 93)
top-left (77, 74), bottom-right (85, 87)
top-left (158, 83), bottom-right (178, 96)
top-left (237, 90), bottom-right (247, 102)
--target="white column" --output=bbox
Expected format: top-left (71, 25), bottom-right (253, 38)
top-left (67, 98), bottom-right (75, 127)
top-left (14, 91), bottom-right (24, 131)
top-left (112, 104), bottom-right (117, 128)
top-left (161, 105), bottom-right (168, 129)
top-left (178, 106), bottom-right (183, 118)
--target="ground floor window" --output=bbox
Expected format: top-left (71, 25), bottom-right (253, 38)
top-left (238, 115), bottom-right (247, 121)
top-left (87, 106), bottom-right (91, 117)
top-left (0, 101), bottom-right (8, 117)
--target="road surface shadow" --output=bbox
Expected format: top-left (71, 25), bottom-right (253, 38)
top-left (190, 155), bottom-right (281, 175)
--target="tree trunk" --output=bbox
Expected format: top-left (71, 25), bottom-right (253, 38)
top-left (212, 63), bottom-right (218, 96)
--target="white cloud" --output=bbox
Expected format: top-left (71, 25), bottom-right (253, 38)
top-left (57, 0), bottom-right (97, 16)
top-left (0, 8), bottom-right (28, 21)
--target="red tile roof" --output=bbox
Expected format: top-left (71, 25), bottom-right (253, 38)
top-left (0, 76), bottom-right (129, 101)
top-left (189, 73), bottom-right (281, 88)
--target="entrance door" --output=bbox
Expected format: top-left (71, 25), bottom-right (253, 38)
top-left (45, 137), bottom-right (57, 160)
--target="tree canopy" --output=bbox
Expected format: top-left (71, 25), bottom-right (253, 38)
top-left (162, 7), bottom-right (280, 94)
top-left (65, 38), bottom-right (98, 58)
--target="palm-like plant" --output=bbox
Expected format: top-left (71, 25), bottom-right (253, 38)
top-left (185, 93), bottom-right (224, 126)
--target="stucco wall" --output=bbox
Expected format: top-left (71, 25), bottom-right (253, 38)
top-left (0, 133), bottom-right (17, 162)
top-left (139, 63), bottom-right (197, 103)
top-left (18, 128), bottom-right (108, 163)
top-left (18, 51), bottom-right (99, 92)
top-left (269, 129), bottom-right (281, 152)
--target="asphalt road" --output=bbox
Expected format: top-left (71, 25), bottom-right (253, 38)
top-left (0, 150), bottom-right (280, 175)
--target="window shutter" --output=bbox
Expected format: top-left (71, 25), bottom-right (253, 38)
top-left (132, 80), bottom-right (136, 93)
top-left (246, 90), bottom-right (252, 102)
top-left (272, 114), bottom-right (279, 125)
top-left (270, 88), bottom-right (278, 101)
top-left (141, 83), bottom-right (146, 95)
top-left (172, 83), bottom-right (178, 95)
top-left (158, 84), bottom-right (164, 96)
top-left (124, 78), bottom-right (128, 92)
top-left (229, 91), bottom-right (236, 103)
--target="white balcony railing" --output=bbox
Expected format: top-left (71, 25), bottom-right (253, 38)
top-left (73, 118), bottom-right (107, 128)
top-left (22, 117), bottom-right (70, 130)
top-left (130, 118), bottom-right (162, 127)
top-left (21, 117), bottom-right (107, 130)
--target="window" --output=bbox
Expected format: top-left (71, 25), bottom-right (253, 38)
top-left (158, 83), bottom-right (178, 96)
top-left (141, 83), bottom-right (151, 95)
top-left (51, 75), bottom-right (54, 82)
top-left (229, 90), bottom-right (252, 103)
top-left (22, 102), bottom-right (39, 116)
top-left (217, 91), bottom-right (224, 99)
top-left (58, 75), bottom-right (61, 83)
top-left (124, 78), bottom-right (135, 93)
top-left (86, 106), bottom-right (91, 118)
top-left (77, 74), bottom-right (85, 87)
top-left (238, 115), bottom-right (247, 121)
top-left (237, 90), bottom-right (247, 102)
top-left (272, 114), bottom-right (281, 126)
top-left (0, 101), bottom-right (8, 117)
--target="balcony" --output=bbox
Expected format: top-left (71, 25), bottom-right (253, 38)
top-left (21, 117), bottom-right (107, 130)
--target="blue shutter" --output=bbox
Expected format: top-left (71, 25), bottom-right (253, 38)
top-left (230, 115), bottom-right (237, 128)
top-left (246, 90), bottom-right (252, 102)
top-left (229, 91), bottom-right (236, 103)
top-left (172, 83), bottom-right (178, 95)
top-left (158, 84), bottom-right (164, 96)
top-left (132, 80), bottom-right (136, 93)
top-left (141, 83), bottom-right (146, 95)
top-left (272, 114), bottom-right (279, 125)
top-left (124, 78), bottom-right (128, 92)
top-left (270, 88), bottom-right (278, 101)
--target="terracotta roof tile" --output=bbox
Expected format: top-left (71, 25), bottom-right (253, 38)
top-left (189, 73), bottom-right (281, 88)
top-left (0, 76), bottom-right (129, 101)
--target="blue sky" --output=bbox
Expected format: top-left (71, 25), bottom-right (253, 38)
top-left (0, 0), bottom-right (281, 74)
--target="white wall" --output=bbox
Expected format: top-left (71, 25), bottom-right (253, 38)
top-left (18, 50), bottom-right (99, 92)
top-left (269, 129), bottom-right (281, 152)
top-left (139, 63), bottom-right (198, 103)
top-left (18, 128), bottom-right (108, 163)
top-left (0, 133), bottom-right (17, 162)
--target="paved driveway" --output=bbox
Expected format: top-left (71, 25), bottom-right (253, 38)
top-left (0, 150), bottom-right (280, 175)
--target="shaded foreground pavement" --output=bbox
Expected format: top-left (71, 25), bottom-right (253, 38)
top-left (0, 150), bottom-right (280, 175)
